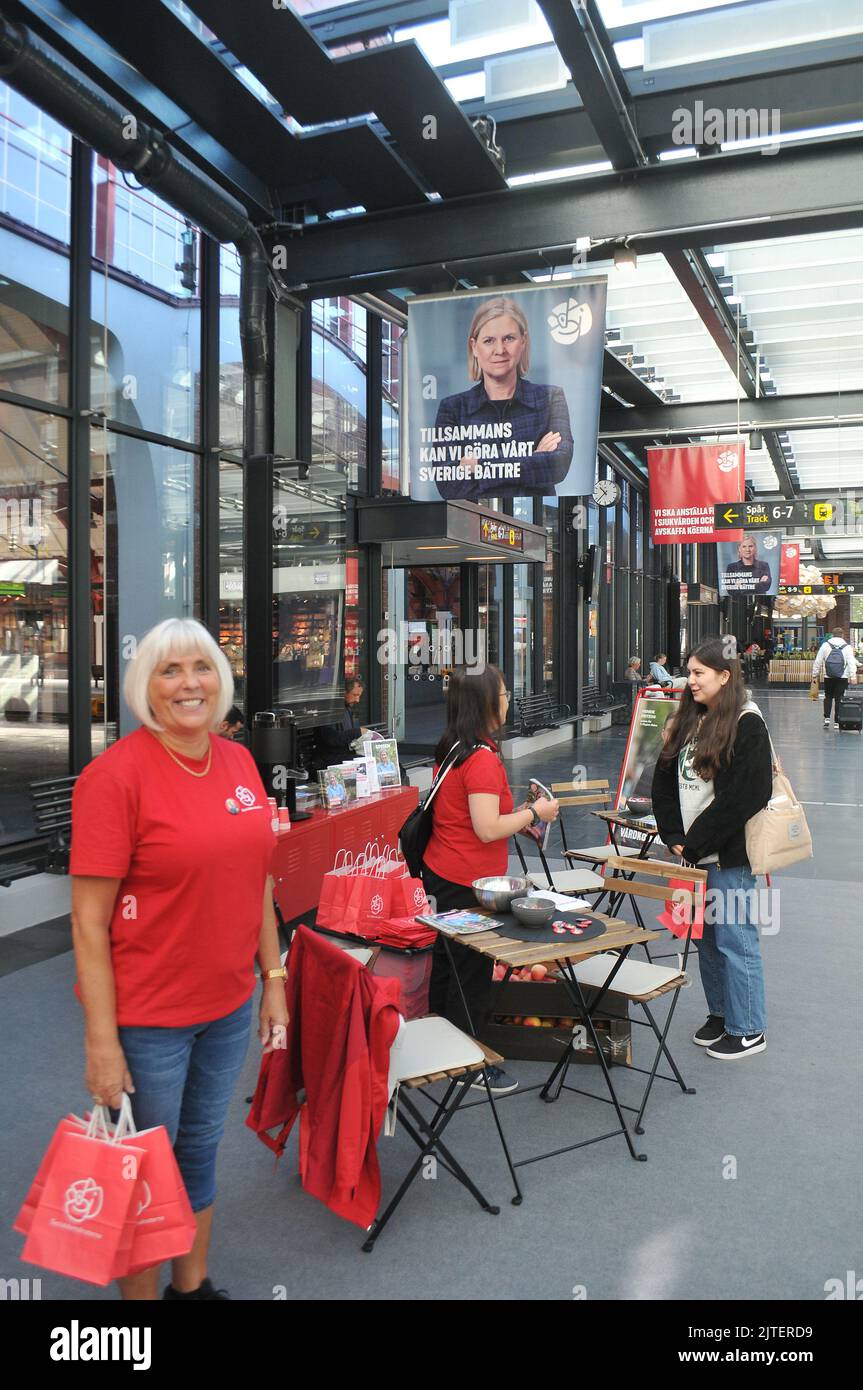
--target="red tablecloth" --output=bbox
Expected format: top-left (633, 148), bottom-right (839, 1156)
top-left (270, 786), bottom-right (418, 922)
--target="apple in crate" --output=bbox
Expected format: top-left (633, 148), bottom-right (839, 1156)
top-left (523, 1016), bottom-right (542, 1028)
top-left (530, 964), bottom-right (548, 981)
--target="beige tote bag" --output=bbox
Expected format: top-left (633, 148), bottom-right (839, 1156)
top-left (745, 725), bottom-right (812, 874)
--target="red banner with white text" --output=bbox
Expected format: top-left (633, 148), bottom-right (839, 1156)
top-left (780, 542), bottom-right (800, 586)
top-left (648, 444), bottom-right (745, 544)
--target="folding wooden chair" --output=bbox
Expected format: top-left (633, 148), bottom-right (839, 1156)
top-left (261, 927), bottom-right (520, 1253)
top-left (540, 856), bottom-right (707, 1134)
top-left (551, 779), bottom-right (641, 872)
top-left (511, 781), bottom-right (611, 898)
top-left (365, 1020), bottom-right (514, 1252)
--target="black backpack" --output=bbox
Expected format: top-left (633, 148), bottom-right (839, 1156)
top-left (825, 642), bottom-right (848, 678)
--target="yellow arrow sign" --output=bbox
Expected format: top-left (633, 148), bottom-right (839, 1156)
top-left (723, 507), bottom-right (739, 524)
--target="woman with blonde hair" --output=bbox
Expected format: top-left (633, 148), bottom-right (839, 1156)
top-left (70, 617), bottom-right (286, 1301)
top-left (432, 294), bottom-right (573, 499)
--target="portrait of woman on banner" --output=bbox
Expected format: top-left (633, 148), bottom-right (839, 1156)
top-left (721, 533), bottom-right (773, 594)
top-left (432, 297), bottom-right (573, 500)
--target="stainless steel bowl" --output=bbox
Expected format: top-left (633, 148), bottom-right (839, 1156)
top-left (511, 896), bottom-right (555, 927)
top-left (472, 875), bottom-right (530, 912)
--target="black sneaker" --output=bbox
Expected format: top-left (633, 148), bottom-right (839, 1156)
top-left (706, 1032), bottom-right (766, 1060)
top-left (163, 1278), bottom-right (230, 1301)
top-left (470, 1065), bottom-right (518, 1094)
top-left (692, 1014), bottom-right (725, 1047)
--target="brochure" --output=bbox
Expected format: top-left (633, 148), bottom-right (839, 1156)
top-left (353, 755), bottom-right (379, 799)
top-left (516, 777), bottom-right (553, 851)
top-left (339, 764), bottom-right (358, 804)
top-left (415, 908), bottom-right (504, 936)
top-left (318, 766), bottom-right (348, 810)
top-left (365, 737), bottom-right (401, 791)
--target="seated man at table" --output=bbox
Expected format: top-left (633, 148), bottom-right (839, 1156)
top-left (314, 678), bottom-right (367, 767)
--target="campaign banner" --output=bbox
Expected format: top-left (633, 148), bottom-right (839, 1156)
top-left (407, 279), bottom-right (607, 501)
top-left (718, 530), bottom-right (781, 596)
top-left (613, 692), bottom-right (681, 854)
top-left (648, 444), bottom-right (745, 544)
top-left (780, 541), bottom-right (800, 586)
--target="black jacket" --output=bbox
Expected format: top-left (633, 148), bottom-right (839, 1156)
top-left (315, 705), bottom-right (361, 764)
top-left (651, 712), bottom-right (773, 870)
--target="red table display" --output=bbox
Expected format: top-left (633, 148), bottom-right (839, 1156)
top-left (270, 786), bottom-right (418, 923)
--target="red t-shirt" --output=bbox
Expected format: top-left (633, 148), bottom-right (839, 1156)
top-left (70, 727), bottom-right (276, 1027)
top-left (423, 743), bottom-right (514, 887)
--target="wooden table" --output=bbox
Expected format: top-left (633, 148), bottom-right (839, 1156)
top-left (434, 912), bottom-right (661, 1196)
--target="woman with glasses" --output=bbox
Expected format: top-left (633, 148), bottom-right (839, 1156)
top-left (421, 665), bottom-right (559, 1093)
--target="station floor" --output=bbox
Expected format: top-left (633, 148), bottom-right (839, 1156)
top-left (1, 686), bottom-right (861, 1301)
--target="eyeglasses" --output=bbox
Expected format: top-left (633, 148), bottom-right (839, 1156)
top-left (500, 689), bottom-right (511, 701)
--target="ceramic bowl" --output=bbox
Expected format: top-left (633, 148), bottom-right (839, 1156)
top-left (510, 896), bottom-right (555, 927)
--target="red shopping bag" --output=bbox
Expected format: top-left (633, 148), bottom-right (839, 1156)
top-left (117, 1126), bottom-right (196, 1274)
top-left (14, 1114), bottom-right (90, 1236)
top-left (316, 870), bottom-right (354, 929)
top-left (342, 874), bottom-right (392, 934)
top-left (658, 878), bottom-right (705, 940)
top-left (388, 875), bottom-right (430, 918)
top-left (316, 852), bottom-right (357, 928)
top-left (21, 1129), bottom-right (147, 1286)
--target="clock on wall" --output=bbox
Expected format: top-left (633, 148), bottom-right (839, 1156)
top-left (593, 478), bottom-right (621, 507)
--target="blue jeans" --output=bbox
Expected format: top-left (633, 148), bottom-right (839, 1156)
top-left (118, 997), bottom-right (253, 1212)
top-left (696, 865), bottom-right (767, 1037)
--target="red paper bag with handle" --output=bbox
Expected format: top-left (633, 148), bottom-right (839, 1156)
top-left (658, 877), bottom-right (706, 940)
top-left (111, 1097), bottom-right (196, 1275)
top-left (21, 1119), bottom-right (147, 1286)
top-left (388, 875), bottom-right (430, 918)
top-left (342, 873), bottom-right (392, 934)
top-left (14, 1113), bottom-right (90, 1236)
top-left (316, 851), bottom-right (357, 929)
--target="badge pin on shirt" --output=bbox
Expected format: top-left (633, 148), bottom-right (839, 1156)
top-left (225, 798), bottom-right (240, 815)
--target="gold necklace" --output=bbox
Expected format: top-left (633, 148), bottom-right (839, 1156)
top-left (156, 735), bottom-right (213, 778)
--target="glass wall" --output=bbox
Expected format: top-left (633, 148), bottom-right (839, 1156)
top-left (0, 86), bottom-right (71, 406)
top-left (0, 403), bottom-right (69, 843)
top-left (219, 245), bottom-right (243, 451)
top-left (311, 297), bottom-right (367, 492)
top-left (0, 77), bottom-right (233, 848)
top-left (91, 160), bottom-right (201, 442)
top-left (219, 459), bottom-right (244, 709)
top-left (272, 460), bottom-right (347, 705)
top-left (382, 318), bottom-right (404, 495)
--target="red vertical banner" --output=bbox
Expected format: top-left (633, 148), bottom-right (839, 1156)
top-left (648, 444), bottom-right (745, 544)
top-left (780, 542), bottom-right (800, 585)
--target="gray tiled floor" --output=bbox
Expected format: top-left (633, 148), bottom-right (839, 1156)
top-left (1, 684), bottom-right (861, 1300)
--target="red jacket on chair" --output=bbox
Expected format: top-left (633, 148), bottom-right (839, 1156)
top-left (246, 926), bottom-right (402, 1229)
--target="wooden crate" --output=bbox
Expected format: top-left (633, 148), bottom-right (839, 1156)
top-left (480, 979), bottom-right (631, 1065)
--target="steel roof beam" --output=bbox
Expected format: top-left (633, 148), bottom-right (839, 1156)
top-left (538, 0), bottom-right (647, 170)
top-left (599, 390), bottom-right (863, 439)
top-left (275, 139), bottom-right (863, 287)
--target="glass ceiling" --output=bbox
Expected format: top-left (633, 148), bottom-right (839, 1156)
top-left (564, 254), bottom-right (742, 405)
top-left (710, 230), bottom-right (863, 399)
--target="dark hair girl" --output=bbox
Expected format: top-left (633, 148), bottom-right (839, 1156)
top-left (423, 664), bottom-right (559, 1094)
top-left (651, 636), bottom-right (773, 1061)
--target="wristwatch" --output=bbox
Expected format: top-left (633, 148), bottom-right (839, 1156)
top-left (527, 807), bottom-right (541, 828)
top-left (261, 967), bottom-right (287, 982)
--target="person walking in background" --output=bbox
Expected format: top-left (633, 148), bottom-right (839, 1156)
top-left (70, 618), bottom-right (286, 1301)
top-left (812, 627), bottom-right (857, 729)
top-left (651, 637), bottom-right (773, 1061)
top-left (421, 665), bottom-right (559, 1094)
